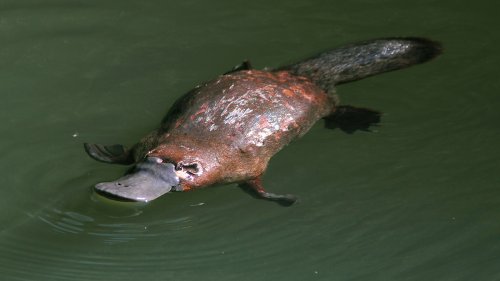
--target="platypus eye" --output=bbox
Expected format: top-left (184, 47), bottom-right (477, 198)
top-left (176, 162), bottom-right (202, 176)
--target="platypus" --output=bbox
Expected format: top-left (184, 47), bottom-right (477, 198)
top-left (85, 37), bottom-right (441, 205)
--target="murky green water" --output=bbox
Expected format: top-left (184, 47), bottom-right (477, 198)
top-left (1, 0), bottom-right (499, 280)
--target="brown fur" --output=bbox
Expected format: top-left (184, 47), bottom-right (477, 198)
top-left (133, 70), bottom-right (336, 191)
top-left (87, 37), bottom-right (441, 204)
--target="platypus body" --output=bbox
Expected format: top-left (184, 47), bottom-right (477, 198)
top-left (85, 37), bottom-right (441, 205)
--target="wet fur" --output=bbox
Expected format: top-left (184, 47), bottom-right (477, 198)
top-left (85, 37), bottom-right (442, 205)
top-left (277, 37), bottom-right (442, 93)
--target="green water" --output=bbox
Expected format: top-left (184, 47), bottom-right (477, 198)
top-left (1, 0), bottom-right (499, 280)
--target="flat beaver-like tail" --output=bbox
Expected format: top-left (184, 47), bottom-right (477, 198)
top-left (276, 37), bottom-right (442, 92)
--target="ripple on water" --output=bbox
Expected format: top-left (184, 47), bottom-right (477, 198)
top-left (2, 189), bottom-right (315, 280)
top-left (36, 201), bottom-right (195, 245)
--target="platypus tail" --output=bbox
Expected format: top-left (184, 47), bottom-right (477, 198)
top-left (276, 37), bottom-right (442, 92)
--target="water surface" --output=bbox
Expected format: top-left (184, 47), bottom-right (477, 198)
top-left (1, 0), bottom-right (499, 280)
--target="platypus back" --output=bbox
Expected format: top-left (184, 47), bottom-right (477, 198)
top-left (276, 37), bottom-right (442, 93)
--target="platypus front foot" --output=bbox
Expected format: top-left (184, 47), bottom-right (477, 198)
top-left (239, 177), bottom-right (298, 206)
top-left (84, 143), bottom-right (134, 165)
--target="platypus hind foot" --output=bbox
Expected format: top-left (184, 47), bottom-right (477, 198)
top-left (84, 143), bottom-right (134, 165)
top-left (240, 177), bottom-right (298, 206)
top-left (324, 105), bottom-right (381, 133)
top-left (224, 60), bottom-right (252, 75)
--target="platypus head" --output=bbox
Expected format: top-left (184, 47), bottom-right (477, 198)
top-left (93, 141), bottom-right (218, 202)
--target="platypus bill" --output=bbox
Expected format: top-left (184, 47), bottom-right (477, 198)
top-left (85, 37), bottom-right (442, 205)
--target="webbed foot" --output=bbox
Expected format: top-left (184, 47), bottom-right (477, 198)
top-left (239, 177), bottom-right (298, 206)
top-left (224, 60), bottom-right (252, 75)
top-left (325, 105), bottom-right (381, 133)
top-left (84, 143), bottom-right (134, 165)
